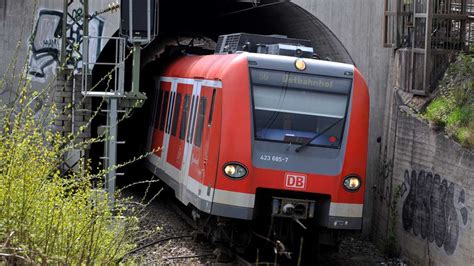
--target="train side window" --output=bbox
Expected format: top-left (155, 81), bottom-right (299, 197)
top-left (166, 92), bottom-right (176, 133)
top-left (194, 97), bottom-right (207, 147)
top-left (179, 95), bottom-right (190, 140)
top-left (187, 95), bottom-right (199, 143)
top-left (171, 93), bottom-right (182, 136)
top-left (154, 89), bottom-right (164, 128)
top-left (159, 91), bottom-right (170, 131)
top-left (208, 89), bottom-right (216, 127)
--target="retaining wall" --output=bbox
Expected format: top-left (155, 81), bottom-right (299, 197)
top-left (373, 86), bottom-right (473, 264)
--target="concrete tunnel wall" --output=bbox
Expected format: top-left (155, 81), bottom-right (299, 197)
top-left (1, 0), bottom-right (392, 238)
top-left (293, 0), bottom-right (391, 235)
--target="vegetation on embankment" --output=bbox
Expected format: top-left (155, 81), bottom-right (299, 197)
top-left (424, 52), bottom-right (473, 148)
top-left (0, 48), bottom-right (153, 262)
top-left (0, 85), bottom-right (140, 263)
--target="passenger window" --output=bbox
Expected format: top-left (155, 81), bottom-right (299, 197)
top-left (179, 95), bottom-right (190, 140)
top-left (187, 96), bottom-right (198, 143)
top-left (194, 97), bottom-right (207, 147)
top-left (154, 89), bottom-right (164, 129)
top-left (166, 92), bottom-right (175, 133)
top-left (159, 91), bottom-right (170, 131)
top-left (208, 89), bottom-right (216, 127)
top-left (171, 93), bottom-right (182, 136)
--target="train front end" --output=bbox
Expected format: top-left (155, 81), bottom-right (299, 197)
top-left (213, 47), bottom-right (369, 237)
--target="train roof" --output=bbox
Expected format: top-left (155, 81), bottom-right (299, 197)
top-left (161, 52), bottom-right (356, 82)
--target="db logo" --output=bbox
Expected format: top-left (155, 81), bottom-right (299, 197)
top-left (285, 173), bottom-right (306, 189)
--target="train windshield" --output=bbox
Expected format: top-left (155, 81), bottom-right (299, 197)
top-left (250, 68), bottom-right (352, 149)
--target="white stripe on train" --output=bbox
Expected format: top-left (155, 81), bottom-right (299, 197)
top-left (148, 154), bottom-right (363, 217)
top-left (159, 77), bottom-right (223, 88)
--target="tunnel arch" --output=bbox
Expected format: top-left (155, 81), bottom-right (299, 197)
top-left (141, 1), bottom-right (353, 65)
top-left (93, 1), bottom-right (354, 95)
top-left (91, 0), bottom-right (355, 166)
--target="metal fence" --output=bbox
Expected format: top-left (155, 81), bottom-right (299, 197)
top-left (384, 0), bottom-right (474, 95)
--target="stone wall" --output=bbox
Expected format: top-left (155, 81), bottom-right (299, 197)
top-left (54, 71), bottom-right (91, 142)
top-left (373, 87), bottom-right (473, 264)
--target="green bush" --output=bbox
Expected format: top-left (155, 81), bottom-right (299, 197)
top-left (424, 52), bottom-right (473, 148)
top-left (0, 43), bottom-right (145, 263)
top-left (425, 97), bottom-right (452, 127)
top-left (0, 83), bottom-right (140, 264)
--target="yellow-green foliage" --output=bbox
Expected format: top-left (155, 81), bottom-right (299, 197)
top-left (424, 52), bottom-right (474, 148)
top-left (0, 84), bottom-right (137, 263)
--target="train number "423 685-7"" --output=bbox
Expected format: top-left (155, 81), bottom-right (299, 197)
top-left (260, 154), bottom-right (289, 163)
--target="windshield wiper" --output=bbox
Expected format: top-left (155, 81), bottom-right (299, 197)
top-left (295, 118), bottom-right (344, 153)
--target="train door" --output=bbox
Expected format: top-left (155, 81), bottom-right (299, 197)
top-left (166, 83), bottom-right (193, 176)
top-left (188, 86), bottom-right (216, 212)
top-left (151, 80), bottom-right (172, 161)
top-left (158, 80), bottom-right (178, 171)
top-left (180, 80), bottom-right (202, 204)
top-left (146, 79), bottom-right (160, 152)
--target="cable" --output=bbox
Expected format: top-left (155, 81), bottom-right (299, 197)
top-left (118, 235), bottom-right (192, 262)
top-left (163, 253), bottom-right (216, 260)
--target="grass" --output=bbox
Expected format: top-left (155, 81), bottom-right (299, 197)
top-left (424, 52), bottom-right (474, 148)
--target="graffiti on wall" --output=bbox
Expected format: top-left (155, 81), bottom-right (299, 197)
top-left (401, 169), bottom-right (470, 255)
top-left (376, 146), bottom-right (395, 207)
top-left (28, 8), bottom-right (104, 82)
top-left (28, 9), bottom-right (63, 80)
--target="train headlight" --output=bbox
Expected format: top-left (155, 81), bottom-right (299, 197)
top-left (223, 162), bottom-right (248, 179)
top-left (343, 175), bottom-right (361, 192)
top-left (295, 59), bottom-right (306, 71)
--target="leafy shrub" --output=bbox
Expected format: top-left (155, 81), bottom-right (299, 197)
top-left (424, 52), bottom-right (473, 148)
top-left (0, 50), bottom-right (144, 263)
top-left (0, 83), bottom-right (140, 264)
top-left (425, 97), bottom-right (452, 127)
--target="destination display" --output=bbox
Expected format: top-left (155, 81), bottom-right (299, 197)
top-left (250, 68), bottom-right (352, 94)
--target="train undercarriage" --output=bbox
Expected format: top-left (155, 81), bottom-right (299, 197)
top-left (189, 188), bottom-right (345, 264)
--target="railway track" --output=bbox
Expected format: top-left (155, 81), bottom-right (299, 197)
top-left (121, 186), bottom-right (390, 265)
top-left (122, 188), bottom-right (253, 265)
top-left (165, 195), bottom-right (255, 265)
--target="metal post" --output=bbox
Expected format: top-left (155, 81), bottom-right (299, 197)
top-left (132, 43), bottom-right (141, 94)
top-left (83, 0), bottom-right (89, 37)
top-left (106, 98), bottom-right (118, 206)
top-left (61, 0), bottom-right (68, 67)
top-left (83, 0), bottom-right (89, 68)
top-left (423, 0), bottom-right (433, 94)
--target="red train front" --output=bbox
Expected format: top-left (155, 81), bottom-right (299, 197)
top-left (145, 33), bottom-right (369, 257)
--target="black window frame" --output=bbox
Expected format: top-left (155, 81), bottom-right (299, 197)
top-left (171, 93), bottom-right (182, 136)
top-left (179, 95), bottom-right (191, 140)
top-left (159, 91), bottom-right (170, 131)
top-left (187, 95), bottom-right (199, 143)
top-left (208, 89), bottom-right (216, 127)
top-left (194, 97), bottom-right (208, 147)
top-left (154, 89), bottom-right (164, 129)
top-left (249, 68), bottom-right (352, 150)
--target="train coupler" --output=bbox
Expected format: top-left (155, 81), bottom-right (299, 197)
top-left (271, 197), bottom-right (316, 219)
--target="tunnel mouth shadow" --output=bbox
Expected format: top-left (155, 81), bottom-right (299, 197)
top-left (90, 1), bottom-right (354, 181)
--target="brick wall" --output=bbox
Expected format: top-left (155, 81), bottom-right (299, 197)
top-left (54, 71), bottom-right (91, 144)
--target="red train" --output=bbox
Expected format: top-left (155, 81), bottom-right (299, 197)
top-left (145, 34), bottom-right (369, 258)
